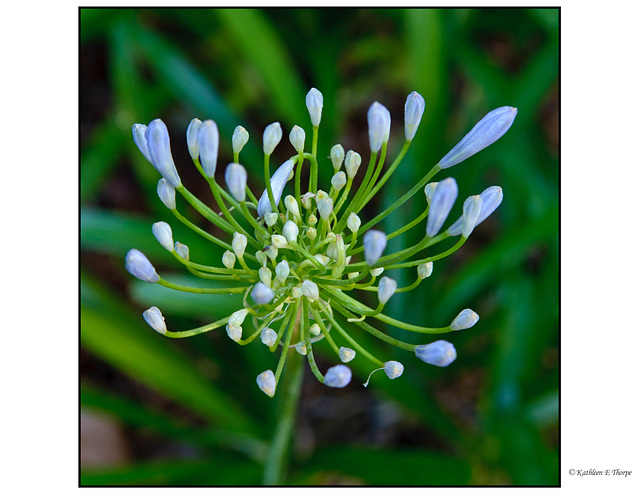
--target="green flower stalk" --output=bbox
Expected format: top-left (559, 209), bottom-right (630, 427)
top-left (126, 88), bottom-right (517, 397)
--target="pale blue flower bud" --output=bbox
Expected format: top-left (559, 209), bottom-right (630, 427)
top-left (145, 119), bottom-right (182, 187)
top-left (257, 158), bottom-right (296, 217)
top-left (186, 118), bottom-right (202, 161)
top-left (157, 179), bottom-right (176, 210)
top-left (125, 249), bottom-right (159, 283)
top-left (331, 171), bottom-right (347, 192)
top-left (252, 282), bottom-right (275, 305)
top-left (404, 91), bottom-right (425, 141)
top-left (344, 150), bottom-right (362, 179)
top-left (229, 309), bottom-right (249, 327)
top-left (225, 162), bottom-right (248, 202)
top-left (271, 234), bottom-right (288, 249)
top-left (222, 250), bottom-right (236, 269)
top-left (260, 328), bottom-right (278, 347)
top-left (301, 280), bottom-right (319, 301)
top-left (257, 370), bottom-right (276, 397)
top-left (283, 220), bottom-right (299, 243)
top-left (368, 102), bottom-right (391, 152)
top-left (426, 178), bottom-right (458, 237)
top-left (347, 213), bottom-right (361, 233)
top-left (289, 125), bottom-right (306, 153)
top-left (232, 232), bottom-right (247, 258)
top-left (447, 186), bottom-right (503, 236)
top-left (324, 364), bottom-right (352, 388)
top-left (384, 361), bottom-right (404, 379)
top-left (132, 124), bottom-right (152, 163)
top-left (295, 342), bottom-right (308, 355)
top-left (461, 195), bottom-right (483, 237)
top-left (143, 306), bottom-right (167, 335)
top-left (306, 88), bottom-right (323, 127)
top-left (330, 144), bottom-right (345, 172)
top-left (226, 324), bottom-right (242, 342)
top-left (363, 230), bottom-right (387, 266)
top-left (339, 347), bottom-right (356, 363)
top-left (152, 221), bottom-right (174, 252)
top-left (316, 196), bottom-right (334, 221)
top-left (197, 119), bottom-right (219, 178)
top-left (275, 260), bottom-right (290, 283)
top-left (415, 340), bottom-right (457, 367)
top-left (232, 125), bottom-right (249, 154)
top-left (263, 122), bottom-right (282, 155)
top-left (309, 323), bottom-right (321, 336)
top-left (258, 267), bottom-right (272, 288)
top-left (417, 262), bottom-right (433, 279)
top-left (438, 106), bottom-right (518, 169)
top-left (377, 276), bottom-right (397, 304)
top-left (450, 309), bottom-right (479, 331)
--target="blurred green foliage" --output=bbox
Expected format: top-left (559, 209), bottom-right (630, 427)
top-left (80, 7), bottom-right (558, 486)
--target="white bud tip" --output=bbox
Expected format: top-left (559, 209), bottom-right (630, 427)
top-left (306, 88), bottom-right (323, 127)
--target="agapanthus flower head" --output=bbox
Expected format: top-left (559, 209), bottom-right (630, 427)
top-left (127, 88), bottom-right (513, 397)
top-left (439, 106), bottom-right (517, 169)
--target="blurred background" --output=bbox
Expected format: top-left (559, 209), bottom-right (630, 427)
top-left (80, 7), bottom-right (559, 486)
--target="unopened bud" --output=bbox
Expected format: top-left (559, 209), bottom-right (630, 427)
top-left (309, 323), bottom-right (321, 336)
top-left (265, 212), bottom-right (278, 227)
top-left (306, 88), bottom-right (323, 127)
top-left (256, 370), bottom-right (276, 397)
top-left (143, 306), bottom-right (167, 334)
top-left (132, 123), bottom-right (153, 163)
top-left (344, 150), bottom-right (361, 178)
top-left (260, 328), bottom-right (278, 347)
top-left (317, 196), bottom-right (334, 220)
top-left (257, 158), bottom-right (296, 217)
top-left (226, 324), bottom-right (242, 342)
top-left (301, 280), bottom-right (319, 301)
top-left (283, 220), bottom-right (299, 243)
top-left (225, 162), bottom-right (248, 202)
top-left (152, 221), bottom-right (174, 252)
top-left (439, 106), bottom-right (518, 169)
top-left (415, 340), bottom-right (457, 367)
top-left (289, 125), bottom-right (306, 153)
top-left (363, 230), bottom-right (387, 266)
top-left (258, 267), bottom-right (272, 287)
top-left (252, 282), bottom-right (274, 305)
top-left (232, 232), bottom-right (247, 258)
top-left (125, 249), bottom-right (159, 283)
top-left (284, 195), bottom-right (301, 219)
top-left (426, 178), bottom-right (458, 237)
top-left (424, 182), bottom-right (438, 204)
top-left (339, 347), bottom-right (356, 363)
top-left (331, 171), bottom-right (347, 192)
top-left (461, 195), bottom-right (483, 237)
top-left (417, 262), bottom-right (433, 279)
top-left (307, 227), bottom-right (317, 240)
top-left (263, 122), bottom-right (282, 156)
top-left (231, 125), bottom-right (249, 154)
top-left (370, 267), bottom-right (384, 277)
top-left (271, 234), bottom-right (288, 249)
top-left (347, 212), bottom-right (361, 233)
top-left (330, 144), bottom-right (345, 172)
top-left (377, 276), bottom-right (397, 304)
top-left (186, 118), bottom-right (202, 160)
top-left (157, 178), bottom-right (176, 210)
top-left (174, 242), bottom-right (189, 261)
top-left (324, 364), bottom-right (352, 388)
top-left (145, 119), bottom-right (182, 187)
top-left (367, 102), bottom-right (391, 153)
top-left (222, 250), bottom-right (236, 269)
top-left (384, 361), bottom-right (404, 379)
top-left (197, 119), bottom-right (220, 178)
top-left (404, 91), bottom-right (425, 141)
top-left (275, 260), bottom-right (290, 283)
top-left (450, 309), bottom-right (479, 331)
